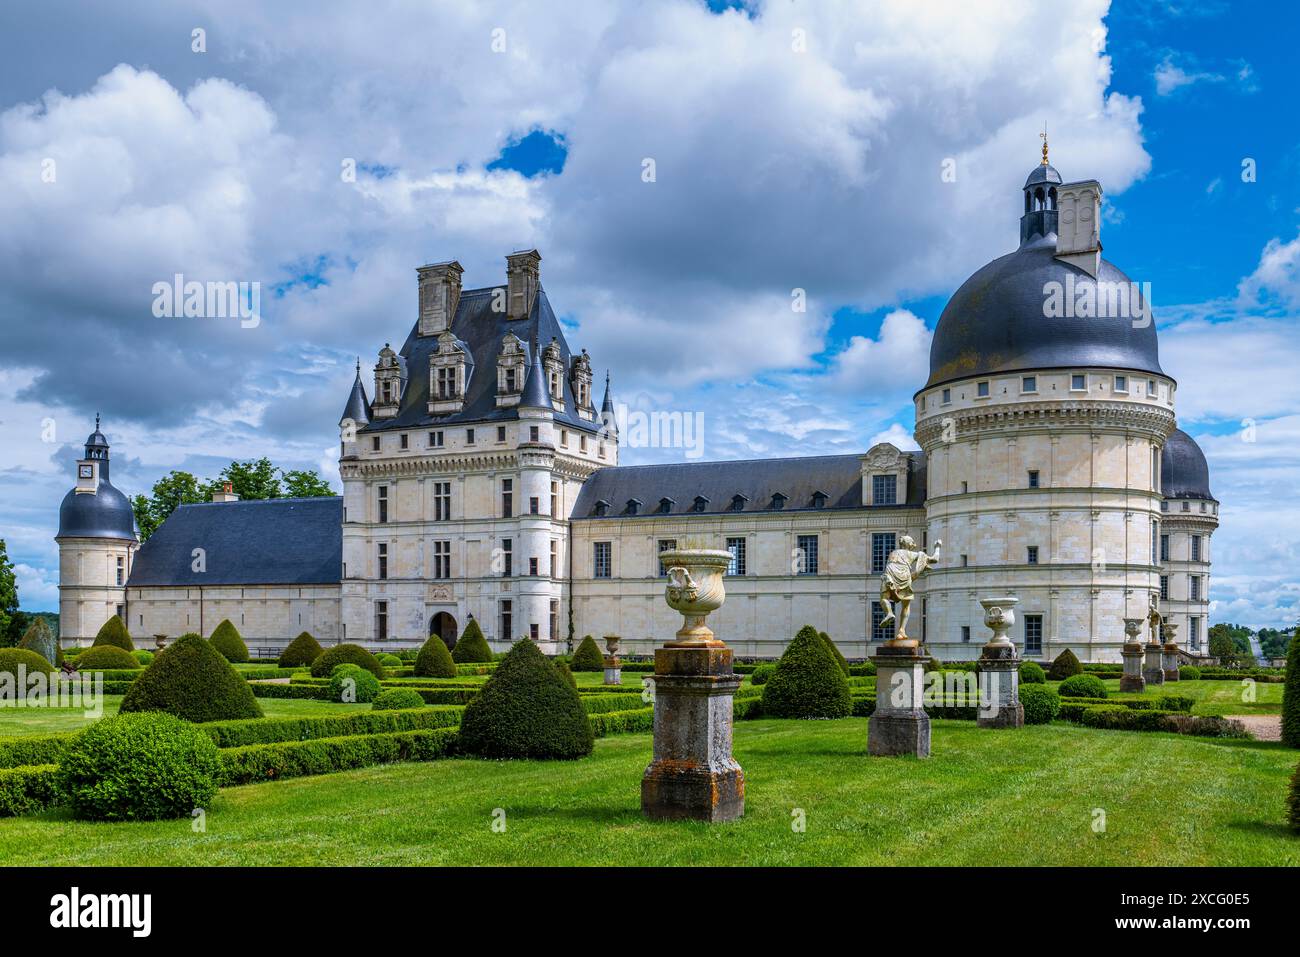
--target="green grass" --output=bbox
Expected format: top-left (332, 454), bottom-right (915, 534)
top-left (0, 696), bottom-right (372, 737)
top-left (1047, 678), bottom-right (1285, 716)
top-left (1, 718), bottom-right (1295, 866)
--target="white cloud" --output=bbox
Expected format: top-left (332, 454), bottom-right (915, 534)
top-left (827, 309), bottom-right (932, 396)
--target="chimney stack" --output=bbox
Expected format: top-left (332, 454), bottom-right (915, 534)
top-left (417, 261), bottom-right (464, 336)
top-left (505, 249), bottom-right (541, 321)
top-left (211, 481), bottom-right (240, 503)
top-left (1054, 180), bottom-right (1102, 278)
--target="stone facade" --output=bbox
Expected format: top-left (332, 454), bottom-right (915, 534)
top-left (1158, 497), bottom-right (1217, 653)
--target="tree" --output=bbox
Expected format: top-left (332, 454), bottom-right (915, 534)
top-left (132, 471), bottom-right (205, 542)
top-left (0, 539), bottom-right (19, 646)
top-left (212, 458), bottom-right (281, 501)
top-left (1208, 625), bottom-right (1237, 663)
top-left (761, 625), bottom-right (852, 719)
top-left (281, 469), bottom-right (334, 497)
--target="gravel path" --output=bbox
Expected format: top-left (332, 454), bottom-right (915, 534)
top-left (1230, 715), bottom-right (1281, 742)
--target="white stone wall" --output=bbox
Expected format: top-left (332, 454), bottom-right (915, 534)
top-left (1160, 498), bottom-right (1217, 653)
top-left (57, 536), bottom-right (135, 645)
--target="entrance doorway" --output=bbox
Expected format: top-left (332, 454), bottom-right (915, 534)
top-left (430, 612), bottom-right (457, 649)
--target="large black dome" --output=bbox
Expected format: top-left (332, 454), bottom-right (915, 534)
top-left (924, 235), bottom-right (1165, 390)
top-left (57, 483), bottom-right (137, 540)
top-left (1161, 428), bottom-right (1214, 501)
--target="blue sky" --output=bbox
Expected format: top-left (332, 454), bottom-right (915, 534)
top-left (0, 0), bottom-right (1296, 628)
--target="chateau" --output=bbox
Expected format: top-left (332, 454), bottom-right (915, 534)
top-left (56, 155), bottom-right (1218, 661)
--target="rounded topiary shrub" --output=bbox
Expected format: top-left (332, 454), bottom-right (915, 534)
top-left (57, 712), bottom-right (221, 821)
top-left (414, 635), bottom-right (457, 678)
top-left (818, 631), bottom-right (850, 676)
top-left (120, 633), bottom-right (263, 722)
top-left (1283, 631), bottom-right (1300, 748)
top-left (376, 652), bottom-right (403, 668)
top-left (571, 635), bottom-right (604, 672)
top-left (18, 617), bottom-right (59, 666)
top-left (74, 645), bottom-right (141, 670)
top-left (554, 659), bottom-right (577, 688)
top-left (0, 648), bottom-right (55, 688)
top-left (451, 619), bottom-right (493, 664)
top-left (1019, 661), bottom-right (1047, 684)
top-left (1057, 673), bottom-right (1108, 699)
top-left (762, 625), bottom-right (852, 719)
top-left (1019, 685), bottom-right (1060, 724)
top-left (310, 643), bottom-right (386, 679)
top-left (1048, 648), bottom-right (1083, 681)
top-left (372, 687), bottom-right (426, 711)
top-left (92, 614), bottom-right (135, 652)
top-left (327, 664), bottom-right (381, 703)
top-left (133, 650), bottom-right (154, 667)
top-left (458, 639), bottom-right (594, 759)
top-left (750, 663), bottom-right (776, 686)
top-left (208, 619), bottom-right (249, 663)
top-left (1178, 665), bottom-right (1201, 681)
top-left (279, 631), bottom-right (324, 668)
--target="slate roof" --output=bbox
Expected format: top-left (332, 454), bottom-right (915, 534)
top-left (1161, 428), bottom-right (1215, 502)
top-left (128, 497), bottom-right (343, 586)
top-left (358, 284), bottom-right (601, 435)
top-left (571, 452), bottom-right (926, 519)
top-left (340, 366), bottom-right (371, 427)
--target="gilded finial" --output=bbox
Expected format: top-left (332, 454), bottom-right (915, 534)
top-left (1040, 123), bottom-right (1049, 166)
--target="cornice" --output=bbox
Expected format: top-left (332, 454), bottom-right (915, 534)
top-left (915, 400), bottom-right (1176, 447)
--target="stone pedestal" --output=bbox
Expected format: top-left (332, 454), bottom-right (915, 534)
top-left (602, 634), bottom-right (622, 685)
top-left (867, 645), bottom-right (931, 757)
top-left (977, 646), bottom-right (1023, 729)
top-left (641, 645), bottom-right (744, 822)
top-left (1161, 623), bottom-right (1180, 681)
top-left (1120, 644), bottom-right (1146, 693)
top-left (1143, 643), bottom-right (1166, 686)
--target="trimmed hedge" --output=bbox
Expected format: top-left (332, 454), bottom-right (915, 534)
top-left (750, 663), bottom-right (776, 686)
top-left (1289, 761), bottom-right (1300, 832)
top-left (209, 619), bottom-right (249, 663)
top-left (74, 644), bottom-right (141, 670)
top-left (1283, 631), bottom-right (1300, 748)
top-left (0, 764), bottom-right (60, 818)
top-left (589, 708), bottom-right (654, 738)
top-left (571, 635), bottom-right (605, 672)
top-left (57, 712), bottom-right (222, 821)
top-left (1019, 661), bottom-right (1046, 684)
top-left (849, 662), bottom-right (877, 677)
top-left (819, 631), bottom-right (850, 676)
top-left (327, 664), bottom-right (381, 703)
top-left (376, 653), bottom-right (403, 667)
top-left (371, 688), bottom-right (426, 711)
top-left (310, 643), bottom-right (386, 680)
top-left (1079, 705), bottom-right (1248, 738)
top-left (132, 650), bottom-right (155, 667)
top-left (1057, 694), bottom-right (1194, 723)
top-left (92, 615), bottom-right (135, 652)
top-left (851, 696), bottom-right (980, 720)
top-left (1018, 685), bottom-right (1060, 724)
top-left (219, 728), bottom-right (459, 786)
top-left (202, 705), bottom-right (463, 748)
top-left (120, 632), bottom-right (263, 723)
top-left (0, 732), bottom-right (71, 770)
top-left (414, 635), bottom-right (457, 678)
top-left (762, 625), bottom-right (852, 719)
top-left (1057, 673), bottom-right (1108, 699)
top-left (555, 660), bottom-right (577, 688)
top-left (458, 639), bottom-right (593, 759)
top-left (279, 631), bottom-right (324, 668)
top-left (1179, 665), bottom-right (1201, 681)
top-left (451, 619), bottom-right (493, 664)
top-left (1048, 649), bottom-right (1083, 680)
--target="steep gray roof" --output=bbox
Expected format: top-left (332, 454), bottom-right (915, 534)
top-left (572, 452), bottom-right (926, 519)
top-left (359, 285), bottom-right (600, 435)
top-left (128, 497), bottom-right (342, 586)
top-left (519, 337), bottom-right (551, 410)
top-left (1162, 428), bottom-right (1215, 501)
top-left (340, 366), bottom-right (371, 427)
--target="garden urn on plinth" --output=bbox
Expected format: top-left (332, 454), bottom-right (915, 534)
top-left (153, 634), bottom-right (168, 652)
top-left (976, 597), bottom-right (1023, 729)
top-left (1161, 622), bottom-right (1181, 681)
top-left (603, 634), bottom-right (622, 686)
top-left (1120, 618), bottom-right (1146, 693)
top-left (641, 549), bottom-right (744, 822)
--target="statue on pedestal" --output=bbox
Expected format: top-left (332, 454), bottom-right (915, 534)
top-left (878, 536), bottom-right (942, 645)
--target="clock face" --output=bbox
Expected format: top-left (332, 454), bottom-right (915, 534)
top-left (78, 465), bottom-right (93, 479)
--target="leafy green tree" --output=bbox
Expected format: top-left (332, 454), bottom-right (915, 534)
top-left (281, 469), bottom-right (334, 497)
top-left (211, 458), bottom-right (281, 501)
top-left (0, 539), bottom-right (20, 646)
top-left (1208, 626), bottom-right (1238, 663)
top-left (132, 471), bottom-right (204, 541)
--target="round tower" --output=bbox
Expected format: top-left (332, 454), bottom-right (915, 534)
top-left (516, 341), bottom-right (562, 652)
top-left (913, 154), bottom-right (1176, 663)
top-left (56, 415), bottom-right (139, 648)
top-left (1158, 429), bottom-right (1217, 653)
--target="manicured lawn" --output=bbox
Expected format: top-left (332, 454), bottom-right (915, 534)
top-left (1049, 678), bottom-right (1285, 716)
top-left (2, 718), bottom-right (1295, 866)
top-left (0, 696), bottom-right (371, 737)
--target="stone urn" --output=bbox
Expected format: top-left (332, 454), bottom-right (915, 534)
top-left (979, 597), bottom-right (1019, 653)
top-left (153, 634), bottom-right (168, 651)
top-left (1122, 617), bottom-right (1144, 648)
top-left (1120, 618), bottom-right (1147, 692)
top-left (661, 549), bottom-right (732, 648)
top-left (604, 634), bottom-right (621, 657)
top-left (1161, 622), bottom-right (1181, 681)
top-left (976, 596), bottom-right (1022, 729)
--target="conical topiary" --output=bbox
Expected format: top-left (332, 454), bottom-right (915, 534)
top-left (761, 625), bottom-right (853, 719)
top-left (18, 617), bottom-right (59, 666)
top-left (93, 615), bottom-right (134, 652)
top-left (1282, 631), bottom-right (1300, 748)
top-left (818, 630), bottom-right (850, 676)
top-left (414, 634), bottom-right (457, 678)
top-left (555, 659), bottom-right (577, 688)
top-left (458, 639), bottom-right (594, 759)
top-left (571, 635), bottom-right (604, 672)
top-left (451, 619), bottom-right (493, 663)
top-left (278, 631), bottom-right (324, 667)
top-left (209, 619), bottom-right (249, 663)
top-left (1048, 648), bottom-right (1083, 681)
top-left (120, 633), bottom-right (263, 722)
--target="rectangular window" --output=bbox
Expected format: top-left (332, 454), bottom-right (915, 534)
top-left (429, 431), bottom-right (444, 448)
top-left (726, 537), bottom-right (747, 576)
top-left (872, 604), bottom-right (896, 644)
top-left (1190, 575), bottom-right (1201, 601)
top-left (116, 604), bottom-right (124, 621)
top-left (796, 534), bottom-right (819, 575)
top-left (1160, 533), bottom-right (1169, 563)
top-left (960, 625), bottom-right (971, 643)
top-left (530, 623), bottom-right (539, 641)
top-left (529, 425), bottom-right (540, 443)
top-left (500, 600), bottom-right (512, 643)
top-left (497, 426), bottom-right (507, 443)
top-left (528, 557), bottom-right (538, 577)
top-left (1182, 500), bottom-right (1190, 512)
top-left (371, 436), bottom-right (380, 452)
top-left (871, 532), bottom-right (896, 575)
top-left (561, 430), bottom-right (568, 446)
top-left (594, 542), bottom-right (612, 579)
top-left (432, 540), bottom-right (451, 579)
top-left (976, 380), bottom-right (990, 397)
top-left (501, 539), bottom-right (513, 577)
top-left (1191, 535), bottom-right (1202, 561)
top-left (1189, 616), bottom-right (1201, 649)
top-left (377, 485), bottom-right (388, 524)
top-left (1021, 375), bottom-right (1037, 393)
top-left (400, 433), bottom-right (409, 450)
top-left (657, 539), bottom-right (677, 577)
top-left (116, 556), bottom-right (125, 586)
top-left (529, 496), bottom-right (539, 515)
top-left (1071, 374), bottom-right (1086, 390)
top-left (941, 388), bottom-right (951, 404)
top-left (580, 435), bottom-right (588, 453)
top-left (501, 478), bottom-right (513, 517)
top-left (1027, 545), bottom-right (1039, 565)
top-left (433, 481), bottom-right (451, 522)
top-left (1027, 469), bottom-right (1040, 488)
top-left (1160, 575), bottom-right (1169, 601)
top-left (550, 539), bottom-right (559, 578)
top-left (1114, 374), bottom-right (1128, 393)
top-left (872, 474), bottom-right (897, 505)
top-left (466, 428), bottom-right (475, 444)
top-left (549, 600), bottom-right (559, 643)
top-left (436, 367), bottom-right (457, 399)
top-left (960, 480), bottom-right (969, 494)
top-left (960, 554), bottom-right (969, 567)
top-left (505, 368), bottom-right (518, 392)
top-left (1024, 615), bottom-right (1043, 656)
top-left (376, 601), bottom-right (388, 642)
top-left (550, 480), bottom-right (559, 516)
top-left (1147, 379), bottom-right (1156, 397)
top-left (377, 543), bottom-right (388, 580)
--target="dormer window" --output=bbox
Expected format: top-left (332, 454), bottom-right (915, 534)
top-left (543, 337), bottom-right (565, 410)
top-left (692, 495), bottom-right (709, 513)
top-left (770, 492), bottom-right (787, 510)
top-left (569, 349), bottom-right (594, 419)
top-left (730, 494), bottom-right (748, 512)
top-left (495, 333), bottom-right (527, 408)
top-left (372, 343), bottom-right (403, 419)
top-left (624, 498), bottom-right (642, 516)
top-left (811, 490), bottom-right (828, 509)
top-left (657, 497), bottom-right (675, 514)
top-left (592, 499), bottom-right (610, 517)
